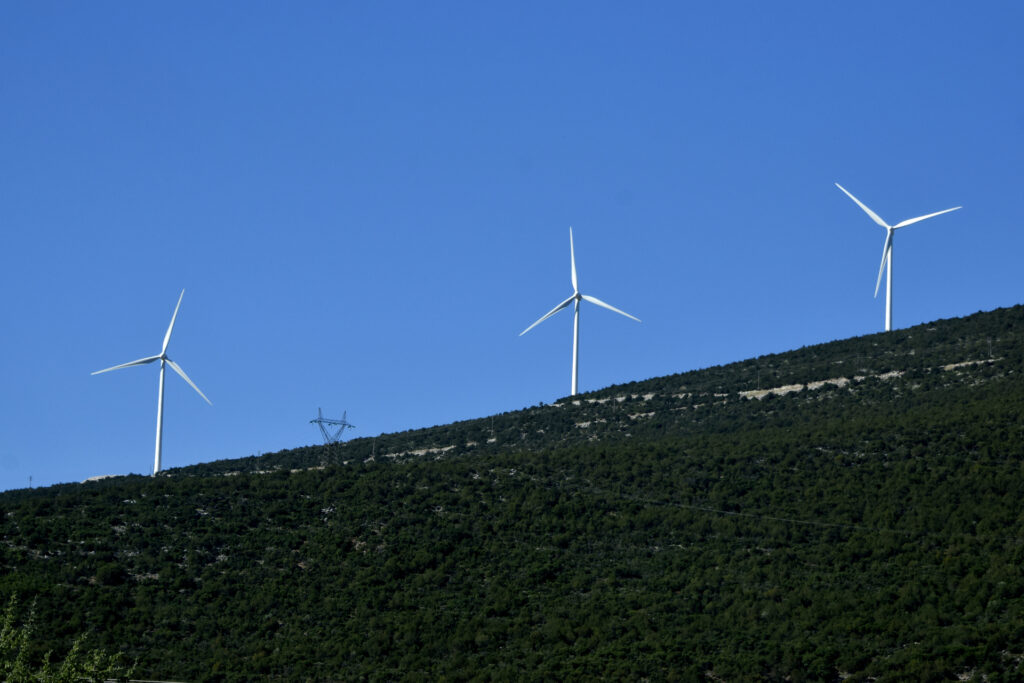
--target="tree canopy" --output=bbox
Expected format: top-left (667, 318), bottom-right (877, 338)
top-left (2, 305), bottom-right (1024, 680)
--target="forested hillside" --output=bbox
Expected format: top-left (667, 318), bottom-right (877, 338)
top-left (2, 306), bottom-right (1024, 681)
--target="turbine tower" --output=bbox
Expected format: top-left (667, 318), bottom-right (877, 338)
top-left (835, 183), bottom-right (961, 332)
top-left (520, 227), bottom-right (640, 396)
top-left (93, 289), bottom-right (211, 475)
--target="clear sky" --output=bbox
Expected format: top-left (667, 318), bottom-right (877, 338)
top-left (2, 2), bottom-right (1022, 491)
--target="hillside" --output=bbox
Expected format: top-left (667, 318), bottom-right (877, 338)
top-left (3, 306), bottom-right (1024, 681)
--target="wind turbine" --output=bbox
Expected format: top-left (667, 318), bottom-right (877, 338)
top-left (835, 183), bottom-right (961, 332)
top-left (93, 289), bottom-right (211, 475)
top-left (520, 227), bottom-right (640, 396)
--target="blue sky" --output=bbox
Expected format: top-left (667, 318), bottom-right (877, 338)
top-left (2, 2), bottom-right (1022, 491)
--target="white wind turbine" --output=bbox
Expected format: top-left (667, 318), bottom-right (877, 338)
top-left (93, 289), bottom-right (211, 475)
top-left (835, 183), bottom-right (961, 332)
top-left (520, 227), bottom-right (640, 396)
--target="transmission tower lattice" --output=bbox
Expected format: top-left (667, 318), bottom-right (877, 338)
top-left (310, 408), bottom-right (355, 445)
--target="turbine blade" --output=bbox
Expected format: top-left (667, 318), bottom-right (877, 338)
top-left (165, 358), bottom-right (212, 405)
top-left (519, 295), bottom-right (576, 336)
top-left (893, 206), bottom-right (962, 229)
top-left (580, 294), bottom-right (641, 322)
top-left (569, 227), bottom-right (578, 292)
top-left (835, 183), bottom-right (890, 229)
top-left (162, 289), bottom-right (185, 355)
top-left (874, 231), bottom-right (892, 298)
top-left (91, 355), bottom-right (161, 375)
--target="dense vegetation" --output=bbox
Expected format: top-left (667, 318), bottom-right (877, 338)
top-left (2, 305), bottom-right (1024, 681)
top-left (0, 595), bottom-right (132, 681)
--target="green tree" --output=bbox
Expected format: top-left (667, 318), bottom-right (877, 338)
top-left (0, 595), bottom-right (133, 682)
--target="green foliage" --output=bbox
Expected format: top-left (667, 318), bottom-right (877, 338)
top-left (0, 595), bottom-right (132, 682)
top-left (2, 304), bottom-right (1024, 679)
